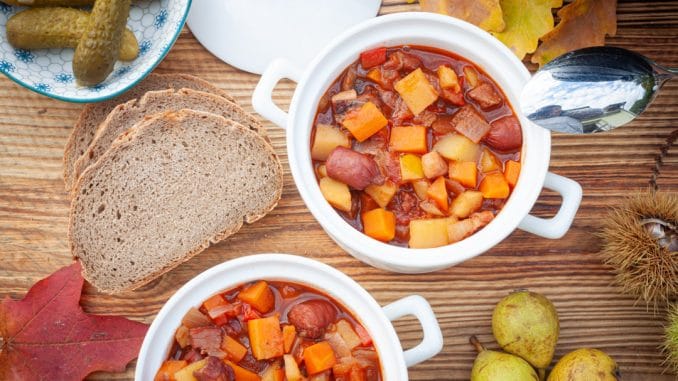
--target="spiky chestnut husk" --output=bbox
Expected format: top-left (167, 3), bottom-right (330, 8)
top-left (664, 304), bottom-right (678, 373)
top-left (598, 190), bottom-right (678, 306)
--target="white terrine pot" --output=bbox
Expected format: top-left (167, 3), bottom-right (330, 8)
top-left (252, 12), bottom-right (583, 273)
top-left (135, 254), bottom-right (444, 380)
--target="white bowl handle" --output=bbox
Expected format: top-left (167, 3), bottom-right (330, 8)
top-left (518, 172), bottom-right (582, 239)
top-left (382, 295), bottom-right (444, 368)
top-left (252, 58), bottom-right (304, 129)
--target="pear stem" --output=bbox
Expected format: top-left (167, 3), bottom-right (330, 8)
top-left (469, 335), bottom-right (485, 353)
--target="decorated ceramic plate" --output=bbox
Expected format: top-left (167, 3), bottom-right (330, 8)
top-left (0, 0), bottom-right (191, 103)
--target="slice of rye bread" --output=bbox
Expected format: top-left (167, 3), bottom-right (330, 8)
top-left (63, 73), bottom-right (236, 190)
top-left (70, 88), bottom-right (266, 192)
top-left (69, 110), bottom-right (283, 294)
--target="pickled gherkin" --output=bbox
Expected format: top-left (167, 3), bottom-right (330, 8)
top-left (6, 8), bottom-right (138, 62)
top-left (73, 0), bottom-right (132, 86)
top-left (1, 0), bottom-right (94, 6)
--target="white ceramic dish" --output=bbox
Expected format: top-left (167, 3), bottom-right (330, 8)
top-left (135, 254), bottom-right (443, 380)
top-left (187, 0), bottom-right (381, 74)
top-left (0, 0), bottom-right (190, 103)
top-left (252, 12), bottom-right (583, 273)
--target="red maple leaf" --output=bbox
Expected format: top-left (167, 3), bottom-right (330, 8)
top-left (0, 262), bottom-right (149, 381)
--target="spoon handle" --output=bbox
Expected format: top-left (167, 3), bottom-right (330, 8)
top-left (668, 67), bottom-right (678, 76)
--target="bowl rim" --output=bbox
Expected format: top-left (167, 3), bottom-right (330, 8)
top-left (285, 12), bottom-right (551, 271)
top-left (135, 253), bottom-right (409, 380)
top-left (0, 0), bottom-right (192, 103)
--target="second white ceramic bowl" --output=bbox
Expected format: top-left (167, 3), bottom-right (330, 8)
top-left (253, 13), bottom-right (583, 273)
top-left (135, 254), bottom-right (443, 381)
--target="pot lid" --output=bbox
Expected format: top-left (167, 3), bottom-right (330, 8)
top-left (186, 0), bottom-right (382, 74)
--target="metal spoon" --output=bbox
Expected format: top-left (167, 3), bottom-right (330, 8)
top-left (521, 46), bottom-right (676, 134)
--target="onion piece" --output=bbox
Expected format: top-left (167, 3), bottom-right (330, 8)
top-left (182, 307), bottom-right (212, 328)
top-left (324, 331), bottom-right (352, 359)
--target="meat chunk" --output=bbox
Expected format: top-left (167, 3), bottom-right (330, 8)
top-left (431, 115), bottom-right (455, 135)
top-left (194, 356), bottom-right (235, 381)
top-left (341, 64), bottom-right (358, 91)
top-left (332, 90), bottom-right (364, 125)
top-left (467, 83), bottom-right (502, 110)
top-left (440, 87), bottom-right (465, 106)
top-left (383, 51), bottom-right (421, 72)
top-left (189, 327), bottom-right (223, 355)
top-left (421, 151), bottom-right (448, 179)
top-left (326, 147), bottom-right (384, 190)
top-left (485, 116), bottom-right (522, 152)
top-left (451, 105), bottom-right (491, 143)
top-left (374, 151), bottom-right (402, 184)
top-left (287, 299), bottom-right (338, 339)
top-left (413, 109), bottom-right (437, 127)
top-left (391, 97), bottom-right (414, 125)
top-left (353, 128), bottom-right (388, 155)
top-left (447, 211), bottom-right (494, 243)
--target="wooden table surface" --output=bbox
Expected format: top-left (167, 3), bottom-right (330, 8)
top-left (1, 1), bottom-right (677, 380)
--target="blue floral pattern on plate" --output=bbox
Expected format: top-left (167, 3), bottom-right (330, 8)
top-left (0, 0), bottom-right (191, 103)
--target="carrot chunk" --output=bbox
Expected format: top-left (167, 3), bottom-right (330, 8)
top-left (248, 316), bottom-right (284, 360)
top-left (389, 125), bottom-right (428, 153)
top-left (426, 176), bottom-right (449, 211)
top-left (237, 280), bottom-right (274, 313)
top-left (448, 161), bottom-right (477, 188)
top-left (304, 341), bottom-right (337, 375)
top-left (225, 360), bottom-right (262, 381)
top-left (154, 360), bottom-right (187, 381)
top-left (202, 294), bottom-right (227, 312)
top-left (480, 173), bottom-right (510, 199)
top-left (362, 208), bottom-right (396, 242)
top-left (504, 160), bottom-right (521, 188)
top-left (341, 102), bottom-right (388, 142)
top-left (282, 324), bottom-right (297, 353)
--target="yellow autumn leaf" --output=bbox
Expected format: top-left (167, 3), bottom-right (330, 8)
top-left (491, 0), bottom-right (563, 59)
top-left (532, 0), bottom-right (617, 66)
top-left (419, 0), bottom-right (506, 32)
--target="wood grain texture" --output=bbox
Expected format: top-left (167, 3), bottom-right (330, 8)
top-left (0, 1), bottom-right (676, 380)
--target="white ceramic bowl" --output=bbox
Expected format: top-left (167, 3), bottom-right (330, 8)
top-left (0, 0), bottom-right (191, 102)
top-left (135, 254), bottom-right (443, 380)
top-left (252, 12), bottom-right (583, 273)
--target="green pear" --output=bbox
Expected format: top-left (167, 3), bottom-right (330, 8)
top-left (492, 290), bottom-right (559, 378)
top-left (547, 348), bottom-right (620, 381)
top-left (470, 335), bottom-right (539, 381)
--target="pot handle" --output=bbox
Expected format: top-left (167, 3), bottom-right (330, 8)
top-left (252, 58), bottom-right (304, 129)
top-left (518, 172), bottom-right (582, 239)
top-left (382, 295), bottom-right (443, 368)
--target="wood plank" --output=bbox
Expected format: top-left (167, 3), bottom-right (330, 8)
top-left (0, 1), bottom-right (676, 380)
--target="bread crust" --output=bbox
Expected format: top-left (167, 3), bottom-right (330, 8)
top-left (63, 73), bottom-right (236, 191)
top-left (70, 88), bottom-right (265, 193)
top-left (69, 110), bottom-right (283, 294)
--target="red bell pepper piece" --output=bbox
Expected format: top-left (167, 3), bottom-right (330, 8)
top-left (360, 47), bottom-right (387, 69)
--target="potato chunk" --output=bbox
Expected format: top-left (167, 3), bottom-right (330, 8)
top-left (319, 177), bottom-right (352, 212)
top-left (433, 133), bottom-right (480, 162)
top-left (450, 191), bottom-right (483, 218)
top-left (312, 124), bottom-right (350, 161)
top-left (399, 154), bottom-right (425, 181)
top-left (365, 180), bottom-right (397, 208)
top-left (394, 68), bottom-right (439, 116)
top-left (409, 219), bottom-right (449, 248)
top-left (437, 65), bottom-right (461, 92)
